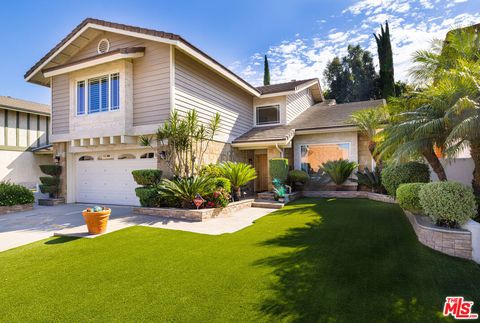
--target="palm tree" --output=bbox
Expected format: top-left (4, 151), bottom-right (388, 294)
top-left (349, 106), bottom-right (387, 165)
top-left (409, 27), bottom-right (480, 192)
top-left (219, 162), bottom-right (257, 201)
top-left (378, 95), bottom-right (448, 181)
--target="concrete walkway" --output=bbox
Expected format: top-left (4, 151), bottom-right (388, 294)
top-left (0, 204), bottom-right (276, 252)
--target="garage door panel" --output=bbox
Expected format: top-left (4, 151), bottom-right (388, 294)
top-left (75, 151), bottom-right (156, 206)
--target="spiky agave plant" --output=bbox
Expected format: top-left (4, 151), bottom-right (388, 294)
top-left (354, 167), bottom-right (384, 193)
top-left (320, 159), bottom-right (358, 189)
top-left (219, 162), bottom-right (257, 201)
top-left (159, 176), bottom-right (216, 209)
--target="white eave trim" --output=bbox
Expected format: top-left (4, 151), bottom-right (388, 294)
top-left (295, 126), bottom-right (358, 135)
top-left (232, 139), bottom-right (292, 149)
top-left (43, 51), bottom-right (144, 78)
top-left (258, 79), bottom-right (321, 99)
top-left (27, 22), bottom-right (261, 96)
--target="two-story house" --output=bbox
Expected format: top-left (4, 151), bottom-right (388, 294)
top-left (25, 18), bottom-right (382, 206)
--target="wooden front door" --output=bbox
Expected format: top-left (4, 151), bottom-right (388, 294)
top-left (255, 154), bottom-right (268, 192)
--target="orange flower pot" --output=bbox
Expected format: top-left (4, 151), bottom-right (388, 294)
top-left (82, 208), bottom-right (111, 235)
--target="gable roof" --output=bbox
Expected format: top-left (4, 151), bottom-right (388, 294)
top-left (257, 78), bottom-right (317, 94)
top-left (256, 78), bottom-right (324, 102)
top-left (25, 18), bottom-right (261, 95)
top-left (0, 96), bottom-right (50, 116)
top-left (233, 99), bottom-right (385, 144)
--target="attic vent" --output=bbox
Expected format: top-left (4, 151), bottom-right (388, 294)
top-left (97, 38), bottom-right (110, 54)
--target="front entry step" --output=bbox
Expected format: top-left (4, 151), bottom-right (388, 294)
top-left (252, 199), bottom-right (284, 209)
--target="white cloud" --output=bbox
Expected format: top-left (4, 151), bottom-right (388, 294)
top-left (234, 1), bottom-right (480, 87)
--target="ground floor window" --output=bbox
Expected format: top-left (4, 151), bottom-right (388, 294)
top-left (300, 143), bottom-right (350, 175)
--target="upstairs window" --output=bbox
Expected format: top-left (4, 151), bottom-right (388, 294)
top-left (77, 81), bottom-right (85, 115)
top-left (256, 105), bottom-right (280, 125)
top-left (76, 73), bottom-right (120, 115)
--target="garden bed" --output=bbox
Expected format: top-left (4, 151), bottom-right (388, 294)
top-left (133, 199), bottom-right (254, 221)
top-left (404, 210), bottom-right (472, 260)
top-left (0, 203), bottom-right (34, 215)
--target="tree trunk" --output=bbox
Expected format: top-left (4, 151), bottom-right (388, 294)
top-left (368, 141), bottom-right (384, 171)
top-left (470, 141), bottom-right (480, 195)
top-left (422, 147), bottom-right (447, 181)
top-left (232, 187), bottom-right (241, 201)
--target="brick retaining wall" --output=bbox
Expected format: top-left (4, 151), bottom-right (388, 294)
top-left (404, 210), bottom-right (472, 260)
top-left (0, 203), bottom-right (34, 215)
top-left (133, 199), bottom-right (254, 222)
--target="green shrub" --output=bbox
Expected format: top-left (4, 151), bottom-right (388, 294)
top-left (381, 162), bottom-right (430, 197)
top-left (132, 169), bottom-right (163, 186)
top-left (269, 158), bottom-right (289, 184)
top-left (418, 181), bottom-right (476, 227)
top-left (39, 176), bottom-right (59, 186)
top-left (39, 165), bottom-right (62, 176)
top-left (0, 182), bottom-right (34, 206)
top-left (39, 164), bottom-right (62, 198)
top-left (199, 164), bottom-right (223, 178)
top-left (134, 187), bottom-right (162, 207)
top-left (159, 176), bottom-right (216, 208)
top-left (214, 177), bottom-right (231, 192)
top-left (288, 170), bottom-right (309, 187)
top-left (354, 167), bottom-right (384, 193)
top-left (219, 162), bottom-right (257, 201)
top-left (321, 159), bottom-right (358, 185)
top-left (396, 183), bottom-right (426, 213)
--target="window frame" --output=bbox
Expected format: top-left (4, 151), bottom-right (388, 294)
top-left (75, 72), bottom-right (120, 116)
top-left (299, 142), bottom-right (352, 175)
top-left (255, 104), bottom-right (280, 126)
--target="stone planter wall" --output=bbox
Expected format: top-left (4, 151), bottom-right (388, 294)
top-left (404, 210), bottom-right (472, 260)
top-left (133, 199), bottom-right (254, 222)
top-left (0, 203), bottom-right (34, 215)
top-left (461, 220), bottom-right (480, 263)
top-left (301, 191), bottom-right (396, 204)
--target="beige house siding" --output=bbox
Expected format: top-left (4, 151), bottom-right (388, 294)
top-left (70, 31), bottom-right (171, 126)
top-left (51, 74), bottom-right (70, 134)
top-left (286, 88), bottom-right (314, 123)
top-left (174, 50), bottom-right (253, 143)
top-left (358, 133), bottom-right (373, 170)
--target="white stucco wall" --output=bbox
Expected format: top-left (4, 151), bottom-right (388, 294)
top-left (429, 158), bottom-right (474, 186)
top-left (0, 151), bottom-right (52, 187)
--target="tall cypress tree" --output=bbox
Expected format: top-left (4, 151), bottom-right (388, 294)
top-left (374, 21), bottom-right (396, 99)
top-left (263, 55), bottom-right (270, 86)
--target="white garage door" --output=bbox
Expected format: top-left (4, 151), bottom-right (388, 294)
top-left (75, 151), bottom-right (157, 206)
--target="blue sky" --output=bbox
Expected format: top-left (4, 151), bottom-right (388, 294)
top-left (1, 0), bottom-right (479, 104)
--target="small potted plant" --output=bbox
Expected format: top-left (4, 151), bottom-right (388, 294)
top-left (82, 206), bottom-right (111, 234)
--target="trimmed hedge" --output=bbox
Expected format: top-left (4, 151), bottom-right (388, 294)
top-left (418, 181), bottom-right (477, 227)
top-left (39, 165), bottom-right (62, 176)
top-left (0, 182), bottom-right (34, 206)
top-left (135, 187), bottom-right (162, 207)
top-left (215, 177), bottom-right (231, 193)
top-left (288, 170), bottom-right (309, 185)
top-left (269, 158), bottom-right (289, 184)
top-left (381, 162), bottom-right (430, 197)
top-left (132, 169), bottom-right (163, 186)
top-left (396, 183), bottom-right (426, 213)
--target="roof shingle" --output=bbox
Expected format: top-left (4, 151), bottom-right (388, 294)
top-left (256, 78), bottom-right (317, 95)
top-left (0, 96), bottom-right (50, 115)
top-left (233, 99), bottom-right (385, 143)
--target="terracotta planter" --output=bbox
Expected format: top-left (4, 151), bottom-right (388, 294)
top-left (82, 208), bottom-right (111, 235)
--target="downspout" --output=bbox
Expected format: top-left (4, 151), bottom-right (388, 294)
top-left (275, 144), bottom-right (284, 158)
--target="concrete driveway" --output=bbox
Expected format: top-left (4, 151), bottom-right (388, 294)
top-left (0, 203), bottom-right (276, 252)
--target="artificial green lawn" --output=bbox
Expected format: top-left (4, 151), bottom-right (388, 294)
top-left (0, 198), bottom-right (479, 322)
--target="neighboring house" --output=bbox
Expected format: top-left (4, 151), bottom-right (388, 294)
top-left (25, 18), bottom-right (381, 206)
top-left (0, 96), bottom-right (52, 189)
